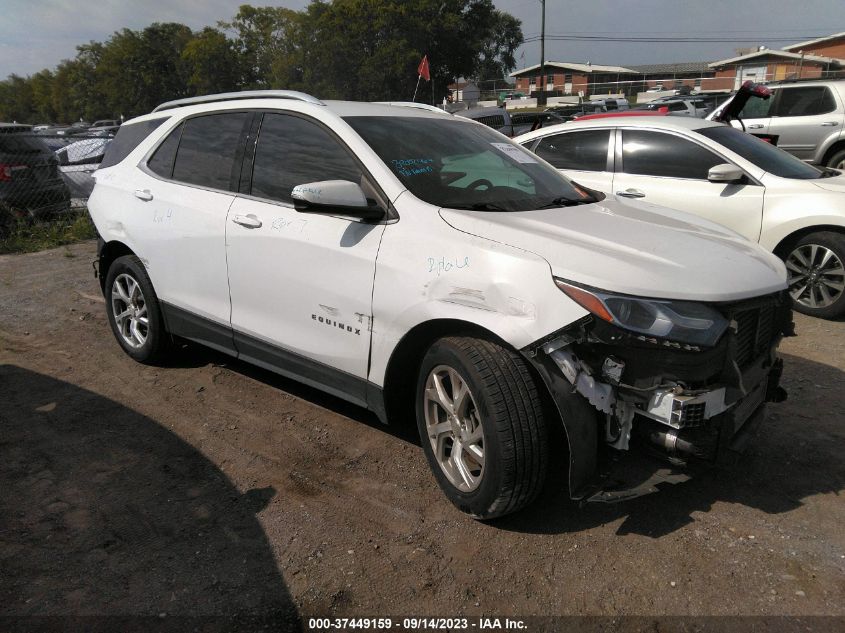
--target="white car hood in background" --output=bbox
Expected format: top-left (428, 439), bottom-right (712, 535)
top-left (440, 197), bottom-right (787, 302)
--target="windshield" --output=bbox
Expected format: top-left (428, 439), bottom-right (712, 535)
top-left (344, 116), bottom-right (601, 211)
top-left (696, 126), bottom-right (824, 180)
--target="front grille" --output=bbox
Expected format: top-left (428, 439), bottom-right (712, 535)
top-left (732, 303), bottom-right (778, 368)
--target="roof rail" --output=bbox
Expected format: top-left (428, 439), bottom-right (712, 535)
top-left (152, 90), bottom-right (324, 113)
top-left (765, 76), bottom-right (844, 86)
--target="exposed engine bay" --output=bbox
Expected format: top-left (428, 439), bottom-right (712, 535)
top-left (526, 290), bottom-right (794, 500)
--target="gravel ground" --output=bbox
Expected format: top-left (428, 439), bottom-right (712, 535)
top-left (1, 241), bottom-right (843, 631)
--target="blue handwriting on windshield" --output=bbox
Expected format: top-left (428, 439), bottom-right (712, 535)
top-left (392, 158), bottom-right (434, 177)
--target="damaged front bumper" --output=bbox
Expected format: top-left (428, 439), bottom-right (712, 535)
top-left (524, 291), bottom-right (793, 502)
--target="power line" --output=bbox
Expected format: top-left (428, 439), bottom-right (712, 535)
top-left (521, 34), bottom-right (836, 43)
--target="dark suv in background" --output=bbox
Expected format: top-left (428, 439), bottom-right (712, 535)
top-left (0, 124), bottom-right (71, 234)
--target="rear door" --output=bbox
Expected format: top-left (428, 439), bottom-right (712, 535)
top-left (526, 128), bottom-right (614, 193)
top-left (225, 112), bottom-right (385, 401)
top-left (133, 112), bottom-right (251, 346)
top-left (766, 85), bottom-right (844, 161)
top-left (611, 127), bottom-right (765, 241)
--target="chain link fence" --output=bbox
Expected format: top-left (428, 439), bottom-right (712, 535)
top-left (0, 129), bottom-right (109, 241)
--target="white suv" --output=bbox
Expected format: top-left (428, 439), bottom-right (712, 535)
top-left (89, 91), bottom-right (792, 519)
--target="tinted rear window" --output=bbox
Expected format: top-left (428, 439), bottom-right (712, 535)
top-left (0, 133), bottom-right (51, 155)
top-left (172, 113), bottom-right (251, 191)
top-left (100, 117), bottom-right (168, 169)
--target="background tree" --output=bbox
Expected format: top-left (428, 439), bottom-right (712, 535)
top-left (182, 28), bottom-right (241, 95)
top-left (0, 1), bottom-right (523, 122)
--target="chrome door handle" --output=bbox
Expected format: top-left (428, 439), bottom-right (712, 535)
top-left (747, 124), bottom-right (764, 129)
top-left (616, 189), bottom-right (645, 199)
top-left (232, 214), bottom-right (262, 228)
top-left (821, 121), bottom-right (839, 126)
top-left (133, 189), bottom-right (153, 201)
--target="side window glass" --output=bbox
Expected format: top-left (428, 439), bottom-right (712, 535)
top-left (739, 92), bottom-right (775, 118)
top-left (668, 102), bottom-right (687, 112)
top-left (774, 87), bottom-right (837, 117)
top-left (621, 129), bottom-right (723, 179)
top-left (147, 122), bottom-right (183, 179)
top-left (251, 113), bottom-right (362, 204)
top-left (534, 130), bottom-right (609, 171)
top-left (171, 113), bottom-right (250, 191)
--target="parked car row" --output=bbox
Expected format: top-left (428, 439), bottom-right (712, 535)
top-left (0, 124), bottom-right (114, 234)
top-left (0, 124), bottom-right (71, 235)
top-left (516, 115), bottom-right (845, 318)
top-left (87, 90), bottom-right (796, 521)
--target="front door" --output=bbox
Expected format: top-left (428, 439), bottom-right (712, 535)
top-left (612, 128), bottom-right (765, 242)
top-left (225, 112), bottom-right (386, 403)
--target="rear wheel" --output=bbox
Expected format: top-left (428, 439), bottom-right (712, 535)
top-left (105, 255), bottom-right (170, 363)
top-left (825, 148), bottom-right (845, 171)
top-left (785, 231), bottom-right (845, 319)
top-left (416, 336), bottom-right (549, 519)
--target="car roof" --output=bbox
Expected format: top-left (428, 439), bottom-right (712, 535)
top-left (514, 115), bottom-right (724, 142)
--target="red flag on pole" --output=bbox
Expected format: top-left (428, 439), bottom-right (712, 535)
top-left (418, 55), bottom-right (430, 81)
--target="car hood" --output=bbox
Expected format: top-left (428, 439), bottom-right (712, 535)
top-left (439, 197), bottom-right (787, 302)
top-left (809, 171), bottom-right (845, 192)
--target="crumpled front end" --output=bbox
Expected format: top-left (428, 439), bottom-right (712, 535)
top-left (524, 290), bottom-right (793, 502)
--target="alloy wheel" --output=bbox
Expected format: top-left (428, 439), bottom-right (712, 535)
top-left (786, 243), bottom-right (845, 309)
top-left (111, 273), bottom-right (149, 348)
top-left (423, 365), bottom-right (485, 492)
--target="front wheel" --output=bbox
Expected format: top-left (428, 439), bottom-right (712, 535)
top-left (104, 255), bottom-right (170, 363)
top-left (785, 232), bottom-right (845, 319)
top-left (415, 336), bottom-right (549, 519)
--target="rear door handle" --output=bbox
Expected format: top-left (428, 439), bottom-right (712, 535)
top-left (134, 189), bottom-right (153, 201)
top-left (821, 121), bottom-right (839, 126)
top-left (232, 214), bottom-right (262, 229)
top-left (616, 189), bottom-right (645, 199)
top-left (747, 124), bottom-right (764, 129)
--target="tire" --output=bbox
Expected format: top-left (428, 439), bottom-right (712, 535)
top-left (415, 336), bottom-right (549, 519)
top-left (104, 254), bottom-right (170, 363)
top-left (784, 231), bottom-right (845, 319)
top-left (826, 147), bottom-right (845, 171)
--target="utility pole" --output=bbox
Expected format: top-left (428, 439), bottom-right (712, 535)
top-left (539, 0), bottom-right (546, 106)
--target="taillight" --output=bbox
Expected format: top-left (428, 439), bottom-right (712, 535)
top-left (0, 163), bottom-right (27, 182)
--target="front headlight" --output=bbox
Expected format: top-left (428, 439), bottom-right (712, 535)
top-left (555, 279), bottom-right (729, 347)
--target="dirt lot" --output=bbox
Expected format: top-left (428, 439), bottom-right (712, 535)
top-left (1, 241), bottom-right (844, 630)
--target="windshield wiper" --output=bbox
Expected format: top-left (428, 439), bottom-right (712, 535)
top-left (819, 167), bottom-right (840, 178)
top-left (535, 197), bottom-right (596, 210)
top-left (441, 201), bottom-right (512, 211)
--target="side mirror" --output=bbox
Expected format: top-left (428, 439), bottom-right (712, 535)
top-left (291, 180), bottom-right (384, 221)
top-left (708, 163), bottom-right (746, 184)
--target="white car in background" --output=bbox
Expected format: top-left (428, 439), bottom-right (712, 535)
top-left (517, 117), bottom-right (845, 319)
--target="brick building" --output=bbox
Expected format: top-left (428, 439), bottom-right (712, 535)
top-left (505, 32), bottom-right (845, 100)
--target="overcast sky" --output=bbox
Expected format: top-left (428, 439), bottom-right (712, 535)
top-left (1, 0), bottom-right (843, 79)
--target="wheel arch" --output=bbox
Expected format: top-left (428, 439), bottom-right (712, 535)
top-left (820, 138), bottom-right (845, 167)
top-left (379, 317), bottom-right (588, 496)
top-left (97, 240), bottom-right (136, 292)
top-left (772, 224), bottom-right (845, 259)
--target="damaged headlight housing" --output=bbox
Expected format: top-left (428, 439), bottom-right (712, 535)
top-left (555, 279), bottom-right (729, 347)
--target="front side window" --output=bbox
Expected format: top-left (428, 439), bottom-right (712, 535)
top-left (621, 129), bottom-right (723, 179)
top-left (171, 113), bottom-right (251, 191)
top-left (696, 125), bottom-right (823, 179)
top-left (773, 86), bottom-right (836, 117)
top-left (345, 116), bottom-right (600, 212)
top-left (251, 113), bottom-right (362, 204)
top-left (534, 130), bottom-right (610, 171)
